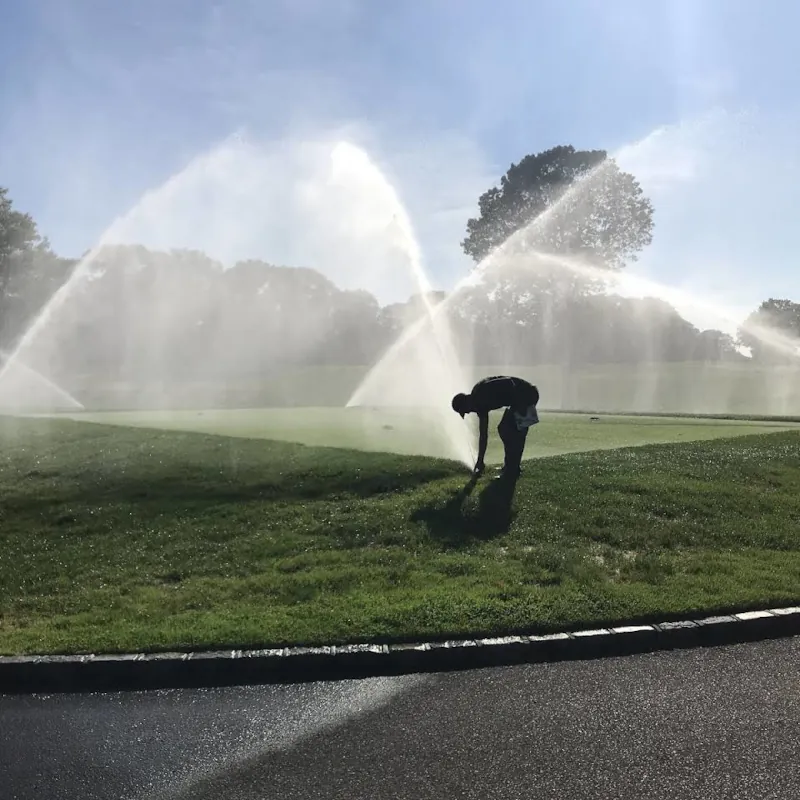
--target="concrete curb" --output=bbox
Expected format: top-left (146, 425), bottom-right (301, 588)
top-left (2, 607), bottom-right (798, 695)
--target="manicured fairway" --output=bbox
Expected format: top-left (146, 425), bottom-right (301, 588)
top-left (58, 406), bottom-right (800, 462)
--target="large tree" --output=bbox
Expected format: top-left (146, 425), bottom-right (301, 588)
top-left (1, 187), bottom-right (47, 296)
top-left (0, 186), bottom-right (46, 257)
top-left (458, 146), bottom-right (654, 372)
top-left (461, 145), bottom-right (654, 270)
top-left (0, 187), bottom-right (73, 349)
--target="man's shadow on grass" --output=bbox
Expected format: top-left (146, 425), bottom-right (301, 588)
top-left (14, 447), bottom-right (464, 516)
top-left (411, 472), bottom-right (520, 548)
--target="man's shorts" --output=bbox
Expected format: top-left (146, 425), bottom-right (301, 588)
top-left (512, 404), bottom-right (539, 431)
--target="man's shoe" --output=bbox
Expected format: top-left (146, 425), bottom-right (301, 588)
top-left (494, 467), bottom-right (521, 481)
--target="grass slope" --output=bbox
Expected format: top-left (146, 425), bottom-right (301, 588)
top-left (1, 416), bottom-right (800, 656)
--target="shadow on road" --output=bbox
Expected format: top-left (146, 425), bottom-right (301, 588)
top-left (411, 472), bottom-right (520, 547)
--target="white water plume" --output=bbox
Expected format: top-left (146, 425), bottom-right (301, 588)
top-left (0, 133), bottom-right (475, 463)
top-left (330, 143), bottom-right (475, 466)
top-left (0, 350), bottom-right (84, 412)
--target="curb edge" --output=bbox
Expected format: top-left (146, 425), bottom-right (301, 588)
top-left (2, 607), bottom-right (799, 694)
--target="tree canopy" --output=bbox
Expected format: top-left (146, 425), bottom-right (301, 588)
top-left (1, 186), bottom-right (46, 296)
top-left (461, 145), bottom-right (654, 270)
top-left (0, 187), bottom-right (46, 260)
top-left (0, 187), bottom-right (74, 347)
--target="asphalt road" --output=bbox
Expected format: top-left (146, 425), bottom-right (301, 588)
top-left (3, 637), bottom-right (799, 799)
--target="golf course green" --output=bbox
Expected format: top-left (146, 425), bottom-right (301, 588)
top-left (56, 406), bottom-right (800, 461)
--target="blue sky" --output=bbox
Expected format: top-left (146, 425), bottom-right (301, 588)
top-left (2, 0), bottom-right (800, 330)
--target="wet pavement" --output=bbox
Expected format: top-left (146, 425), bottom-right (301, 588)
top-left (3, 637), bottom-right (799, 799)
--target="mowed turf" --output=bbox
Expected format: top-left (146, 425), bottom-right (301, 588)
top-left (2, 415), bottom-right (800, 656)
top-left (59, 406), bottom-right (800, 462)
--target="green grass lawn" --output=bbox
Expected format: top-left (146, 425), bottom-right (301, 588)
top-left (58, 407), bottom-right (800, 462)
top-left (2, 414), bottom-right (800, 656)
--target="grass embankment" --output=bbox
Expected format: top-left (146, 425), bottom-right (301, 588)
top-left (1, 416), bottom-right (800, 656)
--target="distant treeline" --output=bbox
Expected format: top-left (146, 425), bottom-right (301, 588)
top-left (0, 244), bottom-right (760, 387)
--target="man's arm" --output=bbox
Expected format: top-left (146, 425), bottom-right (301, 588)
top-left (475, 411), bottom-right (489, 473)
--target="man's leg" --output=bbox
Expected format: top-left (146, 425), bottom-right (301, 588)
top-left (498, 408), bottom-right (528, 476)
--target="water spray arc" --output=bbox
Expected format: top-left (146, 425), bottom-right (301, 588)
top-left (331, 142), bottom-right (476, 466)
top-left (0, 136), bottom-right (480, 465)
top-left (0, 350), bottom-right (84, 411)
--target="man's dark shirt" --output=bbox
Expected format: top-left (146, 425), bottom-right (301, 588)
top-left (470, 376), bottom-right (538, 414)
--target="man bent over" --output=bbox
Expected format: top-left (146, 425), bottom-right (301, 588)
top-left (451, 375), bottom-right (540, 478)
